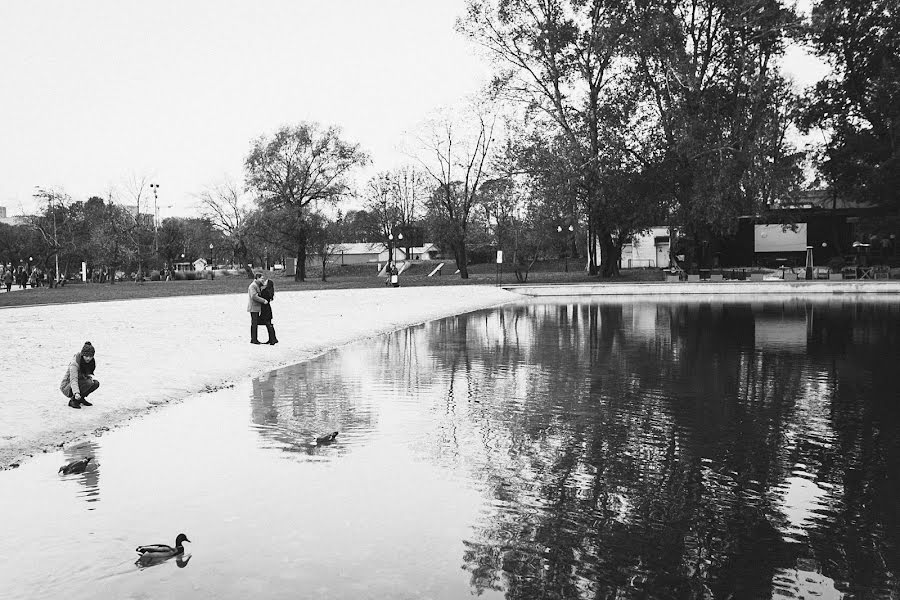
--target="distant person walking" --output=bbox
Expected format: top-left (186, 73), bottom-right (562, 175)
top-left (259, 278), bottom-right (278, 345)
top-left (60, 341), bottom-right (100, 409)
top-left (3, 269), bottom-right (11, 292)
top-left (247, 273), bottom-right (269, 345)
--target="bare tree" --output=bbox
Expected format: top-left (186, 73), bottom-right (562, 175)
top-left (28, 187), bottom-right (72, 280)
top-left (197, 179), bottom-right (254, 277)
top-left (391, 166), bottom-right (430, 258)
top-left (415, 105), bottom-right (498, 279)
top-left (119, 174), bottom-right (154, 282)
top-left (364, 172), bottom-right (403, 245)
top-left (306, 211), bottom-right (340, 282)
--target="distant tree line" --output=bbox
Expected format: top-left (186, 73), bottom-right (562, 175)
top-left (3, 0), bottom-right (896, 281)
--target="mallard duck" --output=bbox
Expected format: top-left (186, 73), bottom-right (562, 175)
top-left (315, 431), bottom-right (339, 445)
top-left (59, 457), bottom-right (93, 475)
top-left (136, 533), bottom-right (191, 558)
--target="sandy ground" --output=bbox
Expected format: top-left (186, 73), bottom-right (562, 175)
top-left (0, 285), bottom-right (518, 469)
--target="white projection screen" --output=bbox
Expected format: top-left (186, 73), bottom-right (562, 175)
top-left (754, 223), bottom-right (808, 252)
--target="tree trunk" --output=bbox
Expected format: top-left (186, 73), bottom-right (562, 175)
top-left (598, 229), bottom-right (618, 278)
top-left (587, 210), bottom-right (598, 275)
top-left (455, 240), bottom-right (469, 279)
top-left (296, 228), bottom-right (308, 281)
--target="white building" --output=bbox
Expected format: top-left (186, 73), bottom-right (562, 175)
top-left (0, 206), bottom-right (28, 226)
top-left (620, 227), bottom-right (671, 268)
top-left (308, 242), bottom-right (440, 266)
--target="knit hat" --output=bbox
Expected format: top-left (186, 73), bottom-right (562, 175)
top-left (81, 341), bottom-right (95, 356)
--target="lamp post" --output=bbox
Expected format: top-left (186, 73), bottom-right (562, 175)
top-left (209, 243), bottom-right (214, 269)
top-left (557, 224), bottom-right (574, 272)
top-left (387, 229), bottom-right (402, 287)
top-left (387, 232), bottom-right (394, 270)
top-left (805, 245), bottom-right (813, 280)
top-left (150, 183), bottom-right (159, 253)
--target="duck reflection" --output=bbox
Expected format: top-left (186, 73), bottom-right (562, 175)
top-left (60, 441), bottom-right (100, 507)
top-left (249, 364), bottom-right (378, 457)
top-left (135, 552), bottom-right (192, 570)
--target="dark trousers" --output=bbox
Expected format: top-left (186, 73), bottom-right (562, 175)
top-left (67, 378), bottom-right (100, 399)
top-left (264, 324), bottom-right (277, 343)
top-left (250, 312), bottom-right (260, 342)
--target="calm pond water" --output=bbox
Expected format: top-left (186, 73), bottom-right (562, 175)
top-left (1, 296), bottom-right (898, 599)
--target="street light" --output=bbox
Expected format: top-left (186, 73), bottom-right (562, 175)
top-left (557, 224), bottom-right (574, 272)
top-left (386, 229), bottom-right (403, 286)
top-left (209, 243), bottom-right (214, 269)
top-left (150, 183), bottom-right (159, 253)
top-left (805, 245), bottom-right (813, 280)
top-left (387, 233), bottom-right (393, 270)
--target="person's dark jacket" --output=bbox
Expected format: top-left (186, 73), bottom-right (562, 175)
top-left (259, 281), bottom-right (275, 324)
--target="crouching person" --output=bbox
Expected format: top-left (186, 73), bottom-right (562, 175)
top-left (60, 341), bottom-right (100, 409)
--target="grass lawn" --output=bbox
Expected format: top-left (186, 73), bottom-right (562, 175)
top-left (0, 260), bottom-right (665, 308)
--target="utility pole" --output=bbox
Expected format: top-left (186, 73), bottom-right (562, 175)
top-left (51, 198), bottom-right (59, 285)
top-left (150, 183), bottom-right (160, 253)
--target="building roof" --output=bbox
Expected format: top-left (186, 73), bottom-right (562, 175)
top-left (331, 243), bottom-right (386, 255)
top-left (314, 242), bottom-right (440, 256)
top-left (768, 188), bottom-right (875, 210)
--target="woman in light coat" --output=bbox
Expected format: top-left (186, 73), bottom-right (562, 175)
top-left (60, 341), bottom-right (100, 409)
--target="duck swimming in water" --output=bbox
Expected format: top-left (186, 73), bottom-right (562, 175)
top-left (59, 457), bottom-right (93, 475)
top-left (315, 431), bottom-right (339, 445)
top-left (136, 533), bottom-right (191, 558)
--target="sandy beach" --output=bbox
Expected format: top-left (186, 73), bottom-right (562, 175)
top-left (0, 285), bottom-right (518, 469)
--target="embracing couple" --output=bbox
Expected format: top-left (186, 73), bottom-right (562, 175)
top-left (247, 272), bottom-right (278, 345)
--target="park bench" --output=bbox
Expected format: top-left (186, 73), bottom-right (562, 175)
top-left (841, 266), bottom-right (858, 280)
top-left (872, 265), bottom-right (891, 280)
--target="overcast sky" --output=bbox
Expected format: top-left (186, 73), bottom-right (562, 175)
top-left (1, 1), bottom-right (827, 218)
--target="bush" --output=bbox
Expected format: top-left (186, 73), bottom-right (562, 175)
top-left (171, 270), bottom-right (209, 281)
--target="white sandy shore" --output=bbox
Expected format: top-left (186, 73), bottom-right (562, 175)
top-left (0, 285), bottom-right (518, 469)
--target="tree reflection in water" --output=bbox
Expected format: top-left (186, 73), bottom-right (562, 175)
top-left (423, 299), bottom-right (899, 599)
top-left (244, 298), bottom-right (899, 598)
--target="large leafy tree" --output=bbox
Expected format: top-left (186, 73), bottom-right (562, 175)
top-left (91, 201), bottom-right (135, 284)
top-left (632, 0), bottom-right (801, 267)
top-left (0, 223), bottom-right (42, 271)
top-left (198, 179), bottom-right (256, 277)
top-left (460, 0), bottom-right (643, 277)
top-left (801, 0), bottom-right (900, 214)
top-left (28, 188), bottom-right (88, 279)
top-left (333, 209), bottom-right (381, 243)
top-left (244, 123), bottom-right (368, 281)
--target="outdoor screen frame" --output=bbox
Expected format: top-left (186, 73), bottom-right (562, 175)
top-left (754, 223), bottom-right (808, 252)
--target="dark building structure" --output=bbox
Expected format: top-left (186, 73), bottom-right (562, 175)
top-left (718, 190), bottom-right (897, 268)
